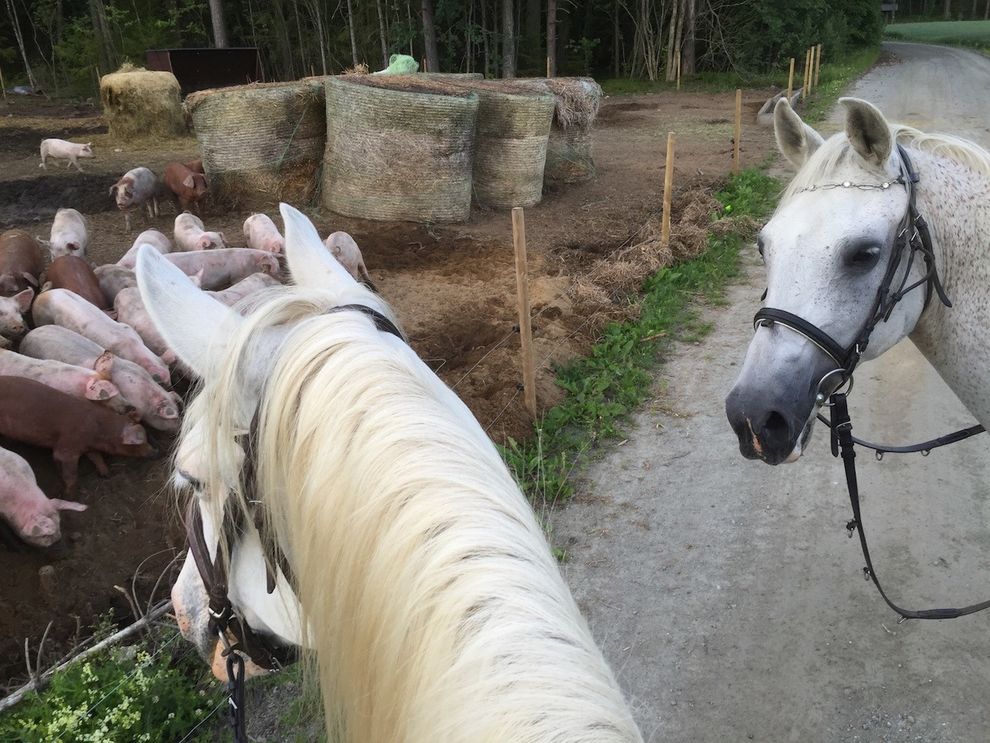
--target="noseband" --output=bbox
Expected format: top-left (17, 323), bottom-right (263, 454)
top-left (182, 302), bottom-right (405, 740)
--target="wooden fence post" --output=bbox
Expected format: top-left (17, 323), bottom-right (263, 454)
top-left (803, 47), bottom-right (811, 98)
top-left (546, 56), bottom-right (551, 78)
top-left (661, 132), bottom-right (676, 247)
top-left (786, 57), bottom-right (795, 101)
top-left (676, 51), bottom-right (682, 91)
top-left (814, 43), bottom-right (822, 87)
top-left (512, 207), bottom-right (537, 419)
top-left (733, 89), bottom-right (742, 173)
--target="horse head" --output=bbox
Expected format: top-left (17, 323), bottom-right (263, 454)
top-left (726, 98), bottom-right (930, 464)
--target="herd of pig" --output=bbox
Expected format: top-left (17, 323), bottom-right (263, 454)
top-left (1, 144), bottom-right (377, 549)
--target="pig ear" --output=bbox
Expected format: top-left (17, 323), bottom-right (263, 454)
top-left (135, 244), bottom-right (242, 378)
top-left (13, 288), bottom-right (34, 313)
top-left (280, 203), bottom-right (357, 291)
top-left (85, 378), bottom-right (118, 400)
top-left (182, 174), bottom-right (195, 189)
top-left (93, 350), bottom-right (114, 379)
top-left (50, 499), bottom-right (87, 512)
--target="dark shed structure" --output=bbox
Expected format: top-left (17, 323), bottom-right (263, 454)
top-left (146, 48), bottom-right (264, 96)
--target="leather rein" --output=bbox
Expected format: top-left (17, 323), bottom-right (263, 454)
top-left (754, 145), bottom-right (988, 621)
top-left (183, 303), bottom-right (405, 741)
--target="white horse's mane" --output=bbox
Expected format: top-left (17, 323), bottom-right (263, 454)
top-left (782, 124), bottom-right (990, 203)
top-left (182, 283), bottom-right (641, 742)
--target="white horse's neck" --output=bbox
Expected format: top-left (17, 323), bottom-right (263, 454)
top-left (907, 147), bottom-right (990, 428)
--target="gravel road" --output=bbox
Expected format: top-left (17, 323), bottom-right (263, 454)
top-left (552, 42), bottom-right (990, 743)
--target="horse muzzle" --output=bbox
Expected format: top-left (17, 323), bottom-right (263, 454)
top-left (724, 376), bottom-right (821, 465)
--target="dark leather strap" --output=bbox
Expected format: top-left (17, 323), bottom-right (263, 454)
top-left (753, 307), bottom-right (849, 368)
top-left (830, 393), bottom-right (990, 620)
top-left (324, 303), bottom-right (405, 341)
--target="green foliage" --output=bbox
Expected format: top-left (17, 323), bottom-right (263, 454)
top-left (502, 170), bottom-right (781, 505)
top-left (884, 20), bottom-right (990, 48)
top-left (0, 630), bottom-right (222, 743)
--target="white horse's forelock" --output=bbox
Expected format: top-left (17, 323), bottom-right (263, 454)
top-left (781, 125), bottom-right (990, 204)
top-left (182, 282), bottom-right (642, 742)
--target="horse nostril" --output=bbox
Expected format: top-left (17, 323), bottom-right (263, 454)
top-left (763, 411), bottom-right (789, 438)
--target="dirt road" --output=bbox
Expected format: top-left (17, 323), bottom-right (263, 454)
top-left (552, 43), bottom-right (990, 742)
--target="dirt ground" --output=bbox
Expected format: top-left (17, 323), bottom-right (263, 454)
top-left (0, 84), bottom-right (777, 689)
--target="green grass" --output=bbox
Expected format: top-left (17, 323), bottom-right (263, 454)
top-left (502, 169), bottom-right (781, 508)
top-left (885, 20), bottom-right (990, 50)
top-left (799, 45), bottom-right (881, 124)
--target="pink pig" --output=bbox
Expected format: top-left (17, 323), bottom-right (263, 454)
top-left (113, 288), bottom-right (177, 366)
top-left (94, 265), bottom-right (136, 304)
top-left (164, 248), bottom-right (280, 290)
top-left (47, 208), bottom-right (89, 261)
top-left (207, 272), bottom-right (280, 310)
top-left (117, 230), bottom-right (172, 270)
top-left (31, 288), bottom-right (171, 386)
top-left (174, 213), bottom-right (226, 252)
top-left (0, 348), bottom-right (127, 413)
top-left (243, 214), bottom-right (285, 254)
top-left (20, 326), bottom-right (181, 432)
top-left (39, 139), bottom-right (93, 172)
top-left (110, 167), bottom-right (161, 231)
top-left (324, 231), bottom-right (376, 290)
top-left (0, 445), bottom-right (85, 547)
top-left (0, 288), bottom-right (34, 340)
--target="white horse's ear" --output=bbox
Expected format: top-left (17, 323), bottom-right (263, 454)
top-left (135, 245), bottom-right (241, 377)
top-left (840, 97), bottom-right (892, 166)
top-left (279, 203), bottom-right (357, 291)
top-left (773, 98), bottom-right (824, 168)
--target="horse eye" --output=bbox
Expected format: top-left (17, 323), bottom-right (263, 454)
top-left (846, 245), bottom-right (881, 270)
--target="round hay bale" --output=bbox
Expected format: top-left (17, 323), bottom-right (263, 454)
top-left (100, 64), bottom-right (185, 141)
top-left (519, 77), bottom-right (603, 185)
top-left (417, 72), bottom-right (485, 81)
top-left (185, 81), bottom-right (326, 208)
top-left (322, 76), bottom-right (479, 223)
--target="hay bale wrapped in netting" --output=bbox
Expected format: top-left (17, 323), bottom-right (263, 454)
top-left (186, 81), bottom-right (325, 207)
top-left (322, 76), bottom-right (479, 223)
top-left (417, 72), bottom-right (485, 81)
top-left (100, 64), bottom-right (185, 140)
top-left (520, 77), bottom-right (603, 184)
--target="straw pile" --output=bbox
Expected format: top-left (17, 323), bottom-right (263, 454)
top-left (322, 76), bottom-right (479, 223)
top-left (521, 77), bottom-right (603, 184)
top-left (100, 64), bottom-right (185, 140)
top-left (185, 80), bottom-right (325, 208)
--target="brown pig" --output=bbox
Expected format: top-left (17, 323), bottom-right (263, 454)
top-left (163, 161), bottom-right (208, 215)
top-left (0, 230), bottom-right (44, 294)
top-left (0, 376), bottom-right (155, 495)
top-left (45, 255), bottom-right (110, 309)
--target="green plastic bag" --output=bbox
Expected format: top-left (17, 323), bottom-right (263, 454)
top-left (373, 54), bottom-right (420, 75)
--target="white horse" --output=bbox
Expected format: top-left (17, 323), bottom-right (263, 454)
top-left (135, 205), bottom-right (642, 743)
top-left (726, 97), bottom-right (990, 464)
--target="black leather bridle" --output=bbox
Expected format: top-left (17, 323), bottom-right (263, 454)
top-left (752, 144), bottom-right (988, 621)
top-left (182, 303), bottom-right (405, 741)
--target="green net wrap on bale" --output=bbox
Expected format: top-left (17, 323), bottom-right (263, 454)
top-left (322, 77), bottom-right (479, 223)
top-left (519, 77), bottom-right (603, 184)
top-left (186, 81), bottom-right (325, 208)
top-left (100, 65), bottom-right (185, 141)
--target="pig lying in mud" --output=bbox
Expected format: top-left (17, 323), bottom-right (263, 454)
top-left (21, 326), bottom-right (181, 432)
top-left (0, 446), bottom-right (85, 548)
top-left (0, 376), bottom-right (155, 495)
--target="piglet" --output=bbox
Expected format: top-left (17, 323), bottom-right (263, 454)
top-left (21, 326), bottom-right (181, 432)
top-left (0, 376), bottom-right (154, 495)
top-left (324, 232), bottom-right (376, 290)
top-left (243, 214), bottom-right (284, 254)
top-left (48, 208), bottom-right (89, 261)
top-left (110, 167), bottom-right (161, 231)
top-left (0, 446), bottom-right (86, 548)
top-left (32, 288), bottom-right (171, 386)
top-left (163, 162), bottom-right (208, 215)
top-left (174, 213), bottom-right (226, 252)
top-left (207, 272), bottom-right (280, 310)
top-left (0, 348), bottom-right (128, 413)
top-left (45, 255), bottom-right (108, 309)
top-left (94, 265), bottom-right (137, 304)
top-left (0, 288), bottom-right (33, 340)
top-left (117, 230), bottom-right (172, 270)
top-left (0, 229), bottom-right (44, 294)
top-left (39, 139), bottom-right (93, 172)
top-left (185, 159), bottom-right (205, 174)
top-left (113, 288), bottom-right (178, 366)
top-left (165, 248), bottom-right (279, 290)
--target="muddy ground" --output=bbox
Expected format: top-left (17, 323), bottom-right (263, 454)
top-left (0, 85), bottom-right (777, 689)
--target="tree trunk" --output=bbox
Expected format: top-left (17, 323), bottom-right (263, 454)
top-left (943, 0), bottom-right (952, 18)
top-left (208, 0), bottom-right (229, 48)
top-left (502, 0), bottom-right (515, 77)
top-left (421, 0), bottom-right (440, 72)
top-left (665, 0), bottom-right (679, 82)
top-left (5, 0), bottom-right (37, 88)
top-left (681, 0), bottom-right (696, 75)
top-left (525, 0), bottom-right (541, 59)
top-left (480, 0), bottom-right (491, 77)
top-left (547, 0), bottom-right (557, 77)
top-left (612, 0), bottom-right (620, 77)
top-left (376, 0), bottom-right (389, 68)
top-left (345, 0), bottom-right (359, 67)
top-left (985, 0), bottom-right (989, 19)
top-left (87, 0), bottom-right (114, 72)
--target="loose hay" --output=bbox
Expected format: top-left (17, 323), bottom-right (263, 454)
top-left (322, 76), bottom-right (479, 223)
top-left (100, 64), bottom-right (185, 141)
top-left (186, 81), bottom-right (325, 208)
